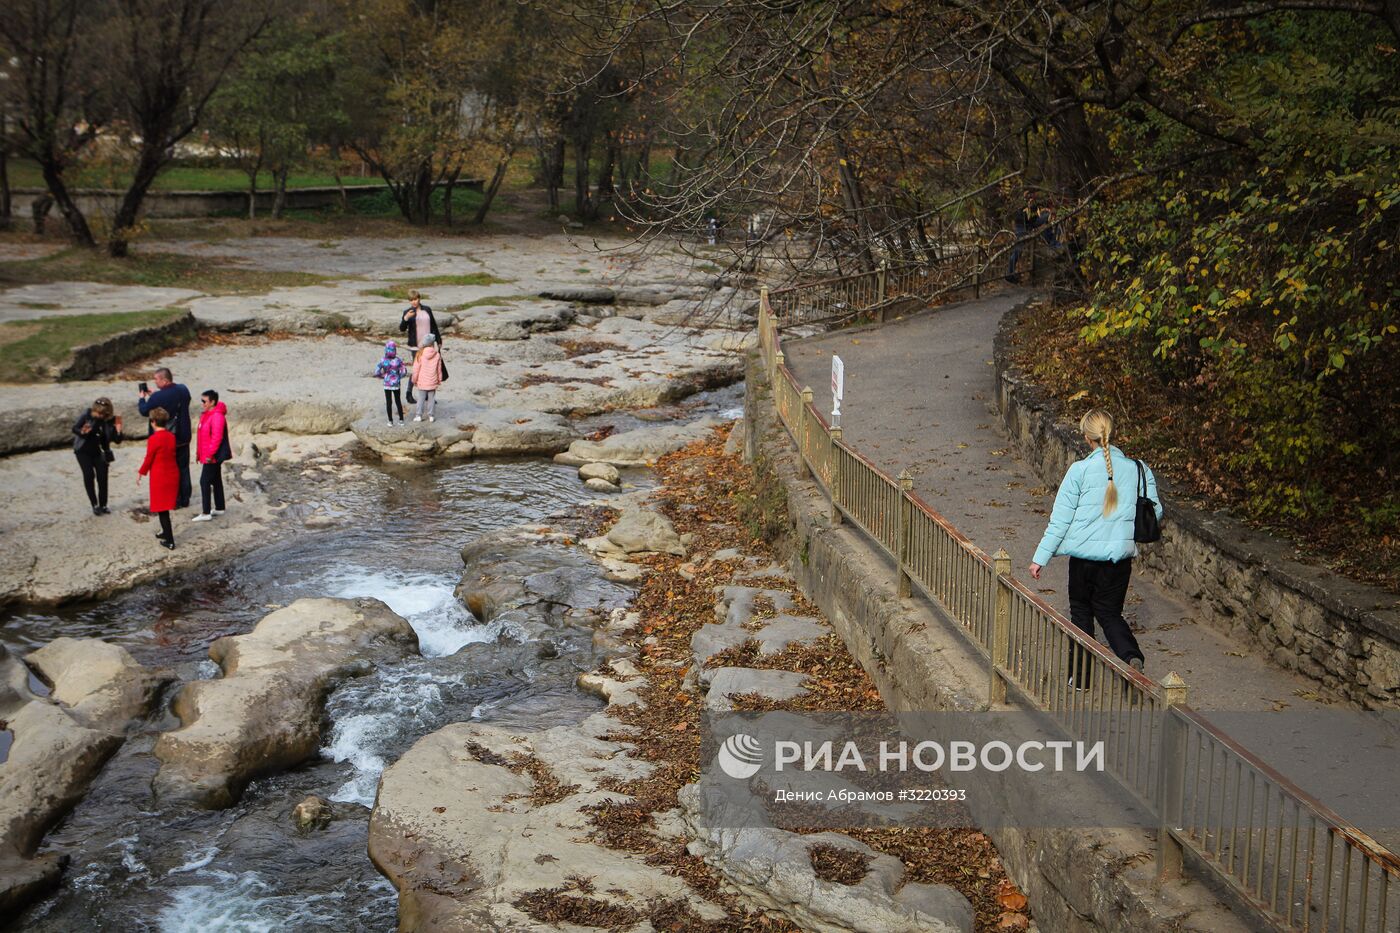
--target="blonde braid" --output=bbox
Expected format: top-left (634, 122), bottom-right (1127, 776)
top-left (1079, 408), bottom-right (1119, 517)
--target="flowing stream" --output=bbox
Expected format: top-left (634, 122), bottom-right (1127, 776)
top-left (1, 454), bottom-right (640, 932)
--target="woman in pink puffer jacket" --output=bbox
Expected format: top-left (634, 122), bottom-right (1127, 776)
top-left (411, 333), bottom-right (444, 422)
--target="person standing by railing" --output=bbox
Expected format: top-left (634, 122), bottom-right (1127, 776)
top-left (1028, 408), bottom-right (1162, 687)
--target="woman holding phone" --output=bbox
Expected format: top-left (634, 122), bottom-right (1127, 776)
top-left (73, 397), bottom-right (123, 515)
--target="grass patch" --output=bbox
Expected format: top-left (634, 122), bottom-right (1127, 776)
top-left (359, 273), bottom-right (514, 301)
top-left (0, 248), bottom-right (330, 295)
top-left (2, 308), bottom-right (187, 381)
top-left (454, 294), bottom-right (525, 310)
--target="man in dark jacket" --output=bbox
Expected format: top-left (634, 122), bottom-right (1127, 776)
top-left (398, 289), bottom-right (442, 404)
top-left (139, 367), bottom-right (193, 508)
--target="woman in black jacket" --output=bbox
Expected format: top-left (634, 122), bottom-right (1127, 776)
top-left (398, 290), bottom-right (442, 404)
top-left (73, 397), bottom-right (123, 515)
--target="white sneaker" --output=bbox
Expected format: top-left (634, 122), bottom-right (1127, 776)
top-left (211, 509), bottom-right (225, 516)
top-left (413, 415), bottom-right (422, 422)
top-left (428, 415), bottom-right (435, 423)
top-left (192, 514), bottom-right (212, 523)
top-left (387, 420), bottom-right (394, 426)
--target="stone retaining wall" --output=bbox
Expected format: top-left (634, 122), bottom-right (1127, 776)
top-left (54, 311), bottom-right (198, 381)
top-left (14, 180), bottom-right (482, 220)
top-left (992, 308), bottom-right (1400, 710)
top-left (743, 356), bottom-right (1255, 933)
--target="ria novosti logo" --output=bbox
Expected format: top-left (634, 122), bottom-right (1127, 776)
top-left (717, 733), bottom-right (764, 779)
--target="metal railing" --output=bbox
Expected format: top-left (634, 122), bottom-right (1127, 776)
top-left (755, 265), bottom-right (1399, 932)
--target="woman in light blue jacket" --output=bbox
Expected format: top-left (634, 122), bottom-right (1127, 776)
top-left (1029, 408), bottom-right (1162, 684)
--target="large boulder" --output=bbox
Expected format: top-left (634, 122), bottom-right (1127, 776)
top-left (463, 408), bottom-right (578, 457)
top-left (455, 525), bottom-right (632, 635)
top-left (26, 637), bottom-right (174, 734)
top-left (369, 716), bottom-right (725, 931)
top-left (555, 417), bottom-right (724, 467)
top-left (152, 597), bottom-right (418, 808)
top-left (0, 642), bottom-right (127, 912)
top-left (578, 462), bottom-right (621, 485)
top-left (605, 508), bottom-right (686, 557)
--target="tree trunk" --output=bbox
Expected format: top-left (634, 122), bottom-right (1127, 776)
top-left (107, 146), bottom-right (166, 257)
top-left (333, 170), bottom-right (349, 211)
top-left (546, 137), bottom-right (565, 214)
top-left (31, 195), bottom-right (54, 235)
top-left (271, 165), bottom-right (289, 219)
top-left (573, 136), bottom-right (593, 220)
top-left (832, 134), bottom-right (875, 271)
top-left (414, 161), bottom-right (434, 225)
top-left (443, 164), bottom-right (462, 226)
top-left (246, 171), bottom-right (258, 219)
top-left (596, 133), bottom-right (618, 206)
top-left (473, 144), bottom-right (515, 225)
top-left (0, 142), bottom-right (10, 231)
top-left (39, 159), bottom-right (96, 248)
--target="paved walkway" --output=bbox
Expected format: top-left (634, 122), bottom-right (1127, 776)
top-left (783, 290), bottom-right (1398, 845)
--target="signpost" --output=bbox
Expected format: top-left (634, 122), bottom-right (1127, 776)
top-left (831, 354), bottom-right (845, 426)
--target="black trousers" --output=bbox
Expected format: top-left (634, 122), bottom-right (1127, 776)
top-left (175, 443), bottom-right (192, 508)
top-left (75, 449), bottom-right (109, 507)
top-left (200, 462), bottom-right (226, 514)
top-left (403, 350), bottom-right (418, 403)
top-left (1067, 556), bottom-right (1143, 686)
top-left (157, 510), bottom-right (173, 542)
top-left (384, 387), bottom-right (403, 420)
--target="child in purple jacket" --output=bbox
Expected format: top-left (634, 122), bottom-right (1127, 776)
top-left (373, 341), bottom-right (408, 426)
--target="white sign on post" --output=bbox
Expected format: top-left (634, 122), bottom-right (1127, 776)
top-left (831, 354), bottom-right (845, 425)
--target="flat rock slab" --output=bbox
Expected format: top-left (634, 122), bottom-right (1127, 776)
top-left (555, 416), bottom-right (725, 467)
top-left (537, 285), bottom-right (615, 304)
top-left (679, 784), bottom-right (973, 933)
top-left (692, 620), bottom-right (751, 669)
top-left (450, 301), bottom-right (574, 340)
top-left (0, 447), bottom-right (275, 609)
top-left (353, 408), bottom-right (577, 462)
top-left (717, 585), bottom-right (796, 627)
top-left (705, 668), bottom-right (809, 711)
top-left (369, 716), bottom-right (725, 930)
top-left (25, 637), bottom-right (173, 734)
top-left (0, 282), bottom-right (203, 324)
top-left (153, 597), bottom-right (418, 808)
top-left (754, 615), bottom-right (828, 655)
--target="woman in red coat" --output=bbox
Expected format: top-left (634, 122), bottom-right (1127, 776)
top-left (138, 407), bottom-right (180, 549)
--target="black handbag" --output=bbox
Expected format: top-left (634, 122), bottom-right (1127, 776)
top-left (1134, 460), bottom-right (1161, 543)
top-left (104, 448), bottom-right (116, 463)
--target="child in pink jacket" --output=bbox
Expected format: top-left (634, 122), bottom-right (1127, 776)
top-left (411, 333), bottom-right (444, 422)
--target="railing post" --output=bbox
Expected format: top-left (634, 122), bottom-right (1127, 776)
top-left (896, 469), bottom-right (913, 597)
top-left (991, 548), bottom-right (1011, 704)
top-left (829, 426), bottom-right (843, 526)
top-left (798, 386), bottom-right (814, 479)
top-left (877, 259), bottom-right (887, 303)
top-left (1156, 671), bottom-right (1189, 881)
top-left (759, 286), bottom-right (770, 350)
top-left (975, 243), bottom-right (985, 299)
top-left (773, 349), bottom-right (784, 389)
